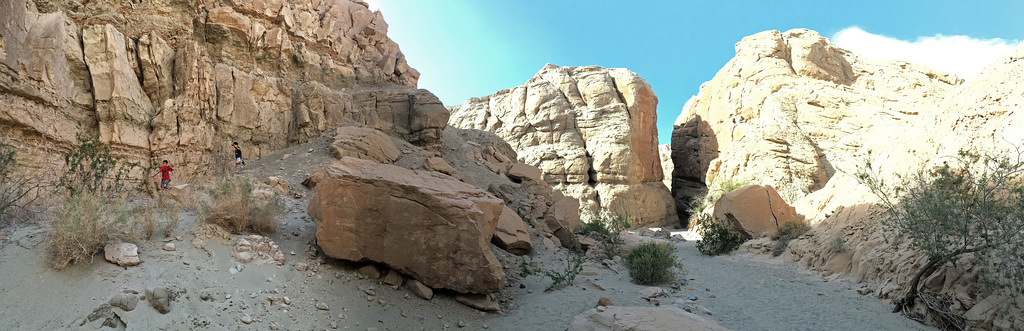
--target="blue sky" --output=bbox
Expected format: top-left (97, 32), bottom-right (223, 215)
top-left (368, 1), bottom-right (1023, 145)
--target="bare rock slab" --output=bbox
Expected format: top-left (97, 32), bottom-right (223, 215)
top-left (713, 185), bottom-right (799, 238)
top-left (491, 206), bottom-right (533, 256)
top-left (455, 294), bottom-right (500, 312)
top-left (569, 306), bottom-right (731, 331)
top-left (308, 157), bottom-right (505, 294)
top-left (104, 243), bottom-right (140, 267)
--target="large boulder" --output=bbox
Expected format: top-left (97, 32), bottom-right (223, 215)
top-left (713, 185), bottom-right (799, 238)
top-left (308, 157), bottom-right (505, 294)
top-left (450, 64), bottom-right (677, 227)
top-left (329, 126), bottom-right (401, 163)
top-left (569, 306), bottom-right (731, 331)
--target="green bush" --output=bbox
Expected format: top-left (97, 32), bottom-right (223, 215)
top-left (58, 131), bottom-right (140, 196)
top-left (858, 148), bottom-right (1024, 319)
top-left (695, 214), bottom-right (746, 256)
top-left (579, 211), bottom-right (632, 260)
top-left (625, 242), bottom-right (681, 285)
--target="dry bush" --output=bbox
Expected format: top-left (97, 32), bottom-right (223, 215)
top-left (49, 193), bottom-right (133, 269)
top-left (139, 203), bottom-right (157, 240)
top-left (205, 177), bottom-right (282, 235)
top-left (771, 219), bottom-right (811, 256)
top-left (156, 197), bottom-right (181, 238)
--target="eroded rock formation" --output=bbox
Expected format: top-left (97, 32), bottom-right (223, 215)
top-left (1, 0), bottom-right (431, 182)
top-left (450, 64), bottom-right (677, 227)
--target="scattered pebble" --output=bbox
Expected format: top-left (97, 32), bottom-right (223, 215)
top-left (163, 243), bottom-right (175, 251)
top-left (316, 302), bottom-right (329, 311)
top-left (240, 314), bottom-right (253, 324)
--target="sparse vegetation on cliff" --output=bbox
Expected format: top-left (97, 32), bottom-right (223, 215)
top-left (771, 219), bottom-right (811, 256)
top-left (580, 211), bottom-right (632, 260)
top-left (858, 149), bottom-right (1024, 328)
top-left (58, 131), bottom-right (141, 196)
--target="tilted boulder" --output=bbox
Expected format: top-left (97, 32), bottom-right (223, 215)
top-left (450, 64), bottom-right (676, 227)
top-left (492, 206), bottom-right (533, 256)
top-left (329, 126), bottom-right (401, 163)
top-left (712, 185), bottom-right (799, 238)
top-left (308, 157), bottom-right (505, 294)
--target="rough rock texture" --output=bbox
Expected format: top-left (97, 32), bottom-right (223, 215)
top-left (1, 0), bottom-right (432, 184)
top-left (671, 28), bottom-right (960, 214)
top-left (712, 185), bottom-right (799, 238)
top-left (450, 64), bottom-right (677, 227)
top-left (568, 306), bottom-right (730, 331)
top-left (659, 144), bottom-right (673, 189)
top-left (684, 29), bottom-right (1024, 330)
top-left (491, 206), bottom-right (533, 256)
top-left (103, 243), bottom-right (140, 267)
top-left (307, 157), bottom-right (505, 294)
top-left (231, 235), bottom-right (286, 265)
top-left (329, 126), bottom-right (401, 163)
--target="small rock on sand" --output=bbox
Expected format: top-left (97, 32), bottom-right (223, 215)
top-left (104, 243), bottom-right (140, 267)
top-left (240, 314), bottom-right (253, 324)
top-left (109, 293), bottom-right (139, 311)
top-left (455, 294), bottom-right (500, 312)
top-left (145, 287), bottom-right (171, 314)
top-left (163, 243), bottom-right (175, 251)
top-left (316, 302), bottom-right (329, 311)
top-left (406, 279), bottom-right (433, 300)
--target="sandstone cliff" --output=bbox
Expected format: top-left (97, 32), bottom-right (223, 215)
top-left (1, 0), bottom-right (434, 182)
top-left (671, 29), bottom-right (960, 213)
top-left (675, 28), bottom-right (1024, 330)
top-left (449, 64), bottom-right (677, 227)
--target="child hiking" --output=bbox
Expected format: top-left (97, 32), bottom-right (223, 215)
top-left (233, 142), bottom-right (244, 174)
top-left (158, 160), bottom-right (174, 190)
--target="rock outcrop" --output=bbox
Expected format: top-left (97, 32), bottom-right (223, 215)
top-left (307, 157), bottom-right (505, 294)
top-left (568, 306), bottom-right (730, 331)
top-left (677, 28), bottom-right (1024, 330)
top-left (450, 64), bottom-right (677, 227)
top-left (1, 0), bottom-right (432, 184)
top-left (671, 29), bottom-right (960, 215)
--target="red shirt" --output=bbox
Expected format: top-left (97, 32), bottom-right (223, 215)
top-left (160, 166), bottom-right (173, 180)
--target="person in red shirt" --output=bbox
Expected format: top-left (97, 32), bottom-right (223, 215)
top-left (159, 160), bottom-right (174, 190)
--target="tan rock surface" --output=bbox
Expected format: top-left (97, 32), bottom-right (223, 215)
top-left (329, 126), bottom-right (401, 163)
top-left (450, 64), bottom-right (676, 226)
top-left (307, 157), bottom-right (505, 294)
top-left (569, 306), bottom-right (731, 331)
top-left (712, 185), bottom-right (799, 238)
top-left (492, 206), bottom-right (533, 256)
top-left (671, 28), bottom-right (960, 212)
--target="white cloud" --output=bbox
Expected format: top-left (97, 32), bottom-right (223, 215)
top-left (831, 26), bottom-right (1019, 78)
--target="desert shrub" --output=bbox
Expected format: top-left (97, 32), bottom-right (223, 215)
top-left (686, 177), bottom-right (748, 228)
top-left (139, 203), bottom-right (157, 240)
top-left (771, 219), bottom-right (811, 256)
top-left (579, 211), bottom-right (632, 260)
top-left (49, 193), bottom-right (133, 269)
top-left (694, 214), bottom-right (745, 256)
top-left (830, 236), bottom-right (847, 254)
top-left (858, 148), bottom-right (1024, 324)
top-left (0, 141), bottom-right (40, 224)
top-left (205, 177), bottom-right (282, 234)
top-left (625, 242), bottom-right (681, 285)
top-left (58, 131), bottom-right (140, 196)
top-left (157, 199), bottom-right (181, 238)
top-left (542, 248), bottom-right (585, 292)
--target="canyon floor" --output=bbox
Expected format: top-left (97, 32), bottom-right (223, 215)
top-left (0, 139), bottom-right (935, 331)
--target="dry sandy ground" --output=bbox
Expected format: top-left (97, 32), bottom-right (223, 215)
top-left (0, 137), bottom-right (936, 330)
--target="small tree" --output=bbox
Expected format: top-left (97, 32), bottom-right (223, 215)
top-left (857, 149), bottom-right (1024, 325)
top-left (58, 131), bottom-right (139, 196)
top-left (0, 141), bottom-right (40, 224)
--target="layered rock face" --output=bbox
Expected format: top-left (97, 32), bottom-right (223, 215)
top-left (450, 64), bottom-right (677, 227)
top-left (671, 29), bottom-right (960, 212)
top-left (678, 29), bottom-right (1024, 329)
top-left (1, 0), bottom-right (433, 182)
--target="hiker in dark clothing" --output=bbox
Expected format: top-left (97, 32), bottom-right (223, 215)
top-left (233, 142), bottom-right (243, 174)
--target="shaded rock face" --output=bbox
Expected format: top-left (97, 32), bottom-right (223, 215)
top-left (307, 157), bottom-right (505, 294)
top-left (1, 0), bottom-right (434, 183)
top-left (671, 28), bottom-right (960, 216)
top-left (450, 64), bottom-right (676, 227)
